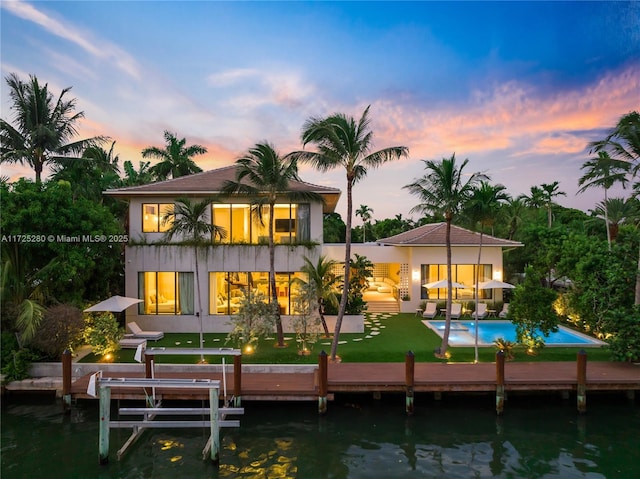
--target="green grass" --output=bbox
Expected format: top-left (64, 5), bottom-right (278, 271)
top-left (80, 313), bottom-right (613, 365)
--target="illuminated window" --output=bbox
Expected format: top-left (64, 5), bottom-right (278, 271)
top-left (142, 203), bottom-right (174, 232)
top-left (138, 272), bottom-right (194, 315)
top-left (420, 264), bottom-right (492, 300)
top-left (209, 271), bottom-right (302, 315)
top-left (211, 203), bottom-right (310, 244)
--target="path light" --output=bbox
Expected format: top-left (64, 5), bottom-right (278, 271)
top-left (244, 344), bottom-right (254, 354)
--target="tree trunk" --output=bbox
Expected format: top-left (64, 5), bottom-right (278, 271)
top-left (318, 299), bottom-right (330, 336)
top-left (439, 219), bottom-right (453, 356)
top-left (330, 178), bottom-right (353, 361)
top-left (474, 229), bottom-right (484, 363)
top-left (269, 202), bottom-right (285, 347)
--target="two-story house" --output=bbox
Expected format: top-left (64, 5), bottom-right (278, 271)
top-left (106, 165), bottom-right (522, 333)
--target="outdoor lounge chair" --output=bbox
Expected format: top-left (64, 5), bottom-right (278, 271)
top-left (127, 321), bottom-right (164, 340)
top-left (422, 302), bottom-right (438, 319)
top-left (498, 303), bottom-right (509, 318)
top-left (474, 303), bottom-right (488, 319)
top-left (450, 303), bottom-right (462, 319)
top-left (119, 337), bottom-right (147, 349)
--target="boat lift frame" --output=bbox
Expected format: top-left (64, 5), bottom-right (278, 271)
top-left (97, 377), bottom-right (243, 465)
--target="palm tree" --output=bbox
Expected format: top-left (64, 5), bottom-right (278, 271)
top-left (142, 131), bottom-right (206, 181)
top-left (502, 197), bottom-right (527, 240)
top-left (301, 255), bottom-right (339, 336)
top-left (222, 142), bottom-right (322, 347)
top-left (463, 181), bottom-right (508, 362)
top-left (578, 151), bottom-right (630, 249)
top-left (0, 73), bottom-right (106, 183)
top-left (355, 204), bottom-right (374, 242)
top-left (294, 106), bottom-right (408, 361)
top-left (522, 185), bottom-right (545, 209)
top-left (540, 182), bottom-right (566, 228)
top-left (122, 160), bottom-right (154, 186)
top-left (1, 243), bottom-right (56, 344)
top-left (51, 141), bottom-right (121, 201)
top-left (404, 154), bottom-right (486, 357)
top-left (590, 111), bottom-right (640, 305)
top-left (162, 198), bottom-right (226, 356)
top-left (588, 197), bottom-right (638, 242)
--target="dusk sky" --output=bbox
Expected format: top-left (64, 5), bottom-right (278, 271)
top-left (1, 1), bottom-right (639, 222)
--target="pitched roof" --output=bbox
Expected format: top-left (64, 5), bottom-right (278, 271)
top-left (377, 222), bottom-right (523, 247)
top-left (105, 164), bottom-right (341, 213)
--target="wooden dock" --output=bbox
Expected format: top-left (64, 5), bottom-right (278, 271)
top-left (69, 358), bottom-right (640, 409)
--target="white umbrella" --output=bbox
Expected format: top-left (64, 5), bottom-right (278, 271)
top-left (476, 280), bottom-right (515, 290)
top-left (423, 279), bottom-right (465, 289)
top-left (84, 295), bottom-right (143, 312)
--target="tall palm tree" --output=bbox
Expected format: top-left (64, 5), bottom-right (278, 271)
top-left (540, 182), bottom-right (566, 228)
top-left (578, 151), bottom-right (630, 249)
top-left (0, 73), bottom-right (106, 182)
top-left (294, 106), bottom-right (408, 361)
top-left (404, 154), bottom-right (486, 357)
top-left (355, 204), bottom-right (374, 242)
top-left (142, 131), bottom-right (206, 181)
top-left (222, 142), bottom-right (322, 347)
top-left (162, 198), bottom-right (226, 356)
top-left (301, 255), bottom-right (339, 336)
top-left (463, 181), bottom-right (508, 362)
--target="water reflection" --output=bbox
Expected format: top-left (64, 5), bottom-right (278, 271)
top-left (1, 394), bottom-right (639, 478)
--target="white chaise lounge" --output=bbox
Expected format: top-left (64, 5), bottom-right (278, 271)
top-left (127, 321), bottom-right (164, 340)
top-left (474, 303), bottom-right (488, 319)
top-left (422, 302), bottom-right (438, 319)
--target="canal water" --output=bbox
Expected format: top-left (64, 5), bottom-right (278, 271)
top-left (2, 392), bottom-right (639, 478)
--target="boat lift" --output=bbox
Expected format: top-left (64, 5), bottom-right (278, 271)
top-left (94, 377), bottom-right (244, 465)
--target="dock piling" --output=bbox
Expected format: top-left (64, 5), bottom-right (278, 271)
top-left (405, 351), bottom-right (415, 416)
top-left (62, 349), bottom-right (72, 412)
top-left (98, 384), bottom-right (111, 464)
top-left (318, 351), bottom-right (328, 415)
top-left (233, 355), bottom-right (242, 407)
top-left (496, 351), bottom-right (505, 415)
top-left (577, 350), bottom-right (587, 414)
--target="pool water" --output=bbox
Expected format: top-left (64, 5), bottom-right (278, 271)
top-left (426, 320), bottom-right (607, 347)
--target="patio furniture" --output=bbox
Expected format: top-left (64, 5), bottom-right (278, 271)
top-left (127, 321), bottom-right (164, 340)
top-left (119, 337), bottom-right (147, 349)
top-left (422, 302), bottom-right (438, 319)
top-left (440, 303), bottom-right (462, 319)
top-left (474, 303), bottom-right (488, 319)
top-left (498, 303), bottom-right (510, 318)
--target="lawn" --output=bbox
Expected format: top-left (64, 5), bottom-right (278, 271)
top-left (80, 313), bottom-right (613, 365)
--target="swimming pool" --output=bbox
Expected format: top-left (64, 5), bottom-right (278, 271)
top-left (424, 320), bottom-right (607, 347)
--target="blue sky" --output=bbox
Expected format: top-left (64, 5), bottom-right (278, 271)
top-left (1, 1), bottom-right (639, 221)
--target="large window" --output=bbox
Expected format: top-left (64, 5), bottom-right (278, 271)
top-left (142, 203), bottom-right (174, 232)
top-left (421, 264), bottom-right (492, 300)
top-left (209, 271), bottom-right (306, 315)
top-left (211, 203), bottom-right (310, 244)
top-left (138, 272), bottom-right (194, 315)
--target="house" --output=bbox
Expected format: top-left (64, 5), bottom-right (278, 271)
top-left (106, 166), bottom-right (522, 332)
top-left (106, 165), bottom-right (339, 333)
top-left (322, 223), bottom-right (522, 313)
